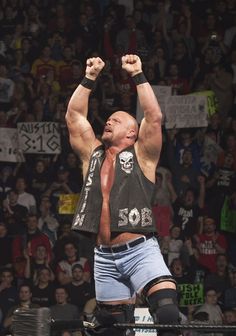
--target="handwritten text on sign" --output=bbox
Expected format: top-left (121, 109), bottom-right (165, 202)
top-left (17, 122), bottom-right (61, 154)
top-left (165, 95), bottom-right (208, 129)
top-left (178, 283), bottom-right (204, 307)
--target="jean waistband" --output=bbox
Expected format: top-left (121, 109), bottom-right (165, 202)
top-left (96, 234), bottom-right (153, 253)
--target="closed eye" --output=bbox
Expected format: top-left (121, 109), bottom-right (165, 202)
top-left (113, 118), bottom-right (121, 123)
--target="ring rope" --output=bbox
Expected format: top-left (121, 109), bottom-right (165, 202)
top-left (12, 308), bottom-right (236, 335)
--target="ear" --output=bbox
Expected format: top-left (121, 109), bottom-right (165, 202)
top-left (127, 129), bottom-right (136, 140)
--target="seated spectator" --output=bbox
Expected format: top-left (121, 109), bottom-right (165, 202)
top-left (63, 152), bottom-right (83, 189)
top-left (146, 46), bottom-right (167, 81)
top-left (187, 311), bottom-right (209, 336)
top-left (199, 127), bottom-right (223, 179)
top-left (170, 238), bottom-right (208, 285)
top-left (204, 253), bottom-right (231, 308)
top-left (57, 45), bottom-right (76, 90)
top-left (206, 150), bottom-right (236, 225)
top-left (32, 267), bottom-right (56, 307)
top-left (223, 308), bottom-right (236, 326)
top-left (50, 286), bottom-right (80, 321)
top-left (31, 45), bottom-right (57, 80)
top-left (168, 175), bottom-right (205, 240)
top-left (38, 196), bottom-right (59, 246)
top-left (170, 257), bottom-right (195, 285)
top-left (173, 128), bottom-right (202, 171)
top-left (224, 270), bottom-right (236, 310)
top-left (56, 241), bottom-right (91, 285)
top-left (0, 222), bottom-right (12, 268)
top-left (115, 68), bottom-right (136, 96)
top-left (66, 264), bottom-right (95, 316)
top-left (0, 268), bottom-right (17, 324)
top-left (115, 15), bottom-right (146, 55)
top-left (152, 169), bottom-right (173, 238)
top-left (0, 63), bottom-right (15, 111)
top-left (24, 244), bottom-right (54, 284)
top-left (0, 166), bottom-right (14, 202)
top-left (53, 220), bottom-right (81, 262)
top-left (99, 73), bottom-right (120, 116)
top-left (206, 112), bottom-right (224, 146)
top-left (161, 226), bottom-right (183, 266)
top-left (166, 130), bottom-right (201, 198)
top-left (3, 284), bottom-right (39, 334)
top-left (217, 132), bottom-right (236, 171)
top-left (2, 189), bottom-right (28, 236)
top-left (65, 61), bottom-right (84, 92)
top-left (44, 165), bottom-right (79, 212)
top-left (165, 62), bottom-right (190, 95)
top-left (207, 62), bottom-right (233, 121)
top-left (14, 176), bottom-right (37, 214)
top-left (35, 77), bottom-right (57, 121)
top-left (194, 216), bottom-right (227, 273)
top-left (223, 308), bottom-right (236, 336)
top-left (194, 287), bottom-right (223, 332)
top-left (28, 159), bottom-right (52, 204)
top-left (12, 214), bottom-right (52, 280)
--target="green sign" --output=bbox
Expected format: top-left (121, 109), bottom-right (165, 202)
top-left (221, 196), bottom-right (236, 233)
top-left (178, 283), bottom-right (204, 307)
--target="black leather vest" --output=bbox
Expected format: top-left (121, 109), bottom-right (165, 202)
top-left (71, 145), bottom-right (156, 234)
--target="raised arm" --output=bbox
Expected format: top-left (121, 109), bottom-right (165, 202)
top-left (121, 55), bottom-right (162, 179)
top-left (65, 57), bottom-right (105, 171)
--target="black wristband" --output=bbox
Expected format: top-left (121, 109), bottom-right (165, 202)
top-left (80, 76), bottom-right (96, 90)
top-left (132, 72), bottom-right (147, 85)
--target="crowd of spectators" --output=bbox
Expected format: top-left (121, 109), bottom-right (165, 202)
top-left (0, 0), bottom-right (236, 335)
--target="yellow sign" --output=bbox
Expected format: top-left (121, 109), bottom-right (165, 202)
top-left (190, 90), bottom-right (218, 116)
top-left (59, 194), bottom-right (80, 214)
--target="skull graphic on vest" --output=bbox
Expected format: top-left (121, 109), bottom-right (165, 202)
top-left (119, 151), bottom-right (134, 174)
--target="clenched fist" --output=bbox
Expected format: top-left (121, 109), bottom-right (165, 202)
top-left (86, 57), bottom-right (105, 80)
top-left (121, 54), bottom-right (142, 77)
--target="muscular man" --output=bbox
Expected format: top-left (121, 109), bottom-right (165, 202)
top-left (66, 54), bottom-right (180, 336)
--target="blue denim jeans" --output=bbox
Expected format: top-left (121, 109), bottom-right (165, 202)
top-left (94, 236), bottom-right (171, 301)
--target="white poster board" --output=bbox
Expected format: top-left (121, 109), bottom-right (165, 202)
top-left (165, 95), bottom-right (208, 129)
top-left (0, 128), bottom-right (25, 162)
top-left (17, 122), bottom-right (61, 154)
top-left (136, 85), bottom-right (172, 124)
top-left (0, 77), bottom-right (15, 103)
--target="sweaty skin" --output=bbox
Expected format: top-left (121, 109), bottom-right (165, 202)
top-left (66, 55), bottom-right (176, 303)
top-left (98, 112), bottom-right (142, 246)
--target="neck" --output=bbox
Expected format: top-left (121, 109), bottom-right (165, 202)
top-left (35, 259), bottom-right (45, 264)
top-left (217, 269), bottom-right (225, 276)
top-left (68, 256), bottom-right (76, 262)
top-left (39, 282), bottom-right (48, 289)
top-left (20, 300), bottom-right (30, 306)
top-left (28, 229), bottom-right (37, 234)
top-left (105, 142), bottom-right (131, 155)
top-left (18, 190), bottom-right (24, 194)
top-left (72, 279), bottom-right (84, 286)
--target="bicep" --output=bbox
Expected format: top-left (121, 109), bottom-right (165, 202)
top-left (67, 113), bottom-right (101, 161)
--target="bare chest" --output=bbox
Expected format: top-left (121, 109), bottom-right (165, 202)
top-left (100, 156), bottom-right (116, 196)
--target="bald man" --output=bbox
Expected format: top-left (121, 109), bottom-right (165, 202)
top-left (65, 54), bottom-right (181, 336)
